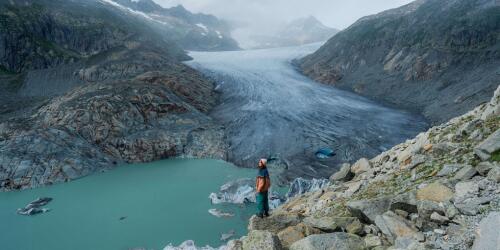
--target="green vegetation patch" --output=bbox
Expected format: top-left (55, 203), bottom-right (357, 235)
top-left (491, 150), bottom-right (500, 162)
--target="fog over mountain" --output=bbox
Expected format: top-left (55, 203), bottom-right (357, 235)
top-left (155, 0), bottom-right (414, 48)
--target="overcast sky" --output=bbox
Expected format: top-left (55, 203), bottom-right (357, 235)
top-left (154, 0), bottom-right (414, 47)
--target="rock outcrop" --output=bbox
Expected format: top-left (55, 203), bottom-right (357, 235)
top-left (299, 0), bottom-right (500, 124)
top-left (0, 0), bottom-right (228, 191)
top-left (231, 86), bottom-right (499, 249)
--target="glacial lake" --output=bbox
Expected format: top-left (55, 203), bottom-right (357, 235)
top-left (0, 159), bottom-right (257, 250)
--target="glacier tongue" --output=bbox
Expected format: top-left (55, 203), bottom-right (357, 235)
top-left (286, 177), bottom-right (330, 199)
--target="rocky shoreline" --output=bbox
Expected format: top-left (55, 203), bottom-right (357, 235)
top-left (0, 0), bottom-right (231, 191)
top-left (0, 67), bottom-right (227, 190)
top-left (220, 86), bottom-right (499, 249)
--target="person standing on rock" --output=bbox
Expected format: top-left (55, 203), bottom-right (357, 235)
top-left (256, 158), bottom-right (271, 218)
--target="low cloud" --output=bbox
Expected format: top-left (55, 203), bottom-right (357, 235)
top-left (154, 0), bottom-right (413, 47)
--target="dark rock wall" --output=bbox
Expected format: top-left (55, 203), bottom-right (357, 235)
top-left (299, 0), bottom-right (500, 124)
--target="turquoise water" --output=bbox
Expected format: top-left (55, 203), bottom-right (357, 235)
top-left (0, 159), bottom-right (257, 250)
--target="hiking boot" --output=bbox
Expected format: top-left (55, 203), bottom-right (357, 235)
top-left (264, 212), bottom-right (270, 217)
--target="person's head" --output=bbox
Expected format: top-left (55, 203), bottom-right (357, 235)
top-left (258, 158), bottom-right (267, 168)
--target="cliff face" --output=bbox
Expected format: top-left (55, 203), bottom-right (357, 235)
top-left (226, 86), bottom-right (499, 250)
top-left (106, 0), bottom-right (240, 51)
top-left (0, 0), bottom-right (227, 190)
top-left (0, 0), bottom-right (188, 73)
top-left (299, 0), bottom-right (500, 124)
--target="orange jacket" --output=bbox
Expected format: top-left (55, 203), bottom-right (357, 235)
top-left (256, 176), bottom-right (271, 193)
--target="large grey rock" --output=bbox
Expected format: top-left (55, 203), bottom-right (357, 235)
top-left (480, 85), bottom-right (500, 120)
top-left (487, 167), bottom-right (500, 183)
top-left (437, 164), bottom-right (464, 177)
top-left (277, 223), bottom-right (321, 248)
top-left (430, 212), bottom-right (449, 224)
top-left (248, 213), bottom-right (302, 234)
top-left (303, 216), bottom-right (360, 233)
top-left (347, 197), bottom-right (391, 224)
top-left (416, 182), bottom-right (454, 203)
top-left (390, 192), bottom-right (418, 214)
top-left (393, 237), bottom-right (426, 250)
top-left (453, 165), bottom-right (477, 181)
top-left (289, 232), bottom-right (365, 250)
top-left (374, 211), bottom-right (421, 244)
top-left (476, 162), bottom-right (495, 176)
top-left (474, 129), bottom-right (500, 161)
top-left (453, 181), bottom-right (493, 215)
top-left (242, 230), bottom-right (282, 250)
top-left (472, 212), bottom-right (500, 250)
top-left (330, 163), bottom-right (353, 182)
top-left (351, 158), bottom-right (371, 175)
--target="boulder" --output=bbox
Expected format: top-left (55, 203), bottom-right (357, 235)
top-left (474, 129), bottom-right (500, 161)
top-left (342, 180), bottom-right (364, 197)
top-left (430, 212), bottom-right (449, 224)
top-left (249, 213), bottom-right (302, 233)
top-left (374, 211), bottom-right (421, 243)
top-left (303, 216), bottom-right (361, 233)
top-left (476, 162), bottom-right (495, 176)
top-left (480, 85), bottom-right (500, 120)
top-left (242, 230), bottom-right (282, 250)
top-left (437, 164), bottom-right (462, 177)
top-left (390, 192), bottom-right (418, 214)
top-left (472, 212), bottom-right (500, 250)
top-left (351, 158), bottom-right (371, 175)
top-left (487, 167), bottom-right (500, 183)
top-left (277, 223), bottom-right (321, 248)
top-left (453, 181), bottom-right (492, 215)
top-left (453, 165), bottom-right (477, 181)
top-left (416, 182), bottom-right (453, 203)
top-left (364, 235), bottom-right (382, 248)
top-left (393, 237), bottom-right (426, 250)
top-left (345, 219), bottom-right (364, 235)
top-left (416, 200), bottom-right (446, 221)
top-left (330, 163), bottom-right (353, 182)
top-left (347, 197), bottom-right (391, 224)
top-left (289, 232), bottom-right (365, 250)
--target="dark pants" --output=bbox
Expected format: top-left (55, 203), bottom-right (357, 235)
top-left (256, 191), bottom-right (269, 215)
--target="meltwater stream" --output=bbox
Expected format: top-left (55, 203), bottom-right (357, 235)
top-left (187, 43), bottom-right (428, 180)
top-left (0, 159), bottom-right (257, 250)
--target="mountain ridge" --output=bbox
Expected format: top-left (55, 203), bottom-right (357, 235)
top-left (299, 0), bottom-right (500, 124)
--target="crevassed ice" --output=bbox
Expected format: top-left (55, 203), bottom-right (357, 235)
top-left (286, 177), bottom-right (330, 199)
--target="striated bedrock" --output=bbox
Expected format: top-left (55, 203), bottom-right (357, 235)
top-left (226, 86), bottom-right (499, 249)
top-left (299, 0), bottom-right (500, 124)
top-left (0, 0), bottom-right (230, 191)
top-left (0, 69), bottom-right (227, 191)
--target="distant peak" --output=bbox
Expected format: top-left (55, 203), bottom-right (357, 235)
top-left (172, 4), bottom-right (187, 11)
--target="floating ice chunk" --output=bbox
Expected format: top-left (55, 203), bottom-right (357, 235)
top-left (220, 230), bottom-right (235, 241)
top-left (209, 178), bottom-right (256, 204)
top-left (163, 240), bottom-right (222, 250)
top-left (17, 197), bottom-right (53, 216)
top-left (208, 208), bottom-right (234, 218)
